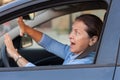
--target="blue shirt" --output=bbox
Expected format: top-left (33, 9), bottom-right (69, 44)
top-left (25, 34), bottom-right (95, 67)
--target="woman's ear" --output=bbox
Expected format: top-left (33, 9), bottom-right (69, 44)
top-left (89, 36), bottom-right (98, 46)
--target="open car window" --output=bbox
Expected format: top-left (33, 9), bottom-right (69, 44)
top-left (0, 1), bottom-right (107, 67)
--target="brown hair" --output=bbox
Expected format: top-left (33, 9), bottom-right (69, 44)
top-left (75, 14), bottom-right (103, 39)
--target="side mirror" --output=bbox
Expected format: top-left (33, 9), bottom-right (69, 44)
top-left (22, 13), bottom-right (35, 20)
top-left (21, 34), bottom-right (33, 48)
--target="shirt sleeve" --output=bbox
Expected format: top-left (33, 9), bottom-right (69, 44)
top-left (25, 62), bottom-right (36, 67)
top-left (38, 34), bottom-right (70, 59)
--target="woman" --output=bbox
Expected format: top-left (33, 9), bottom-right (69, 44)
top-left (4, 14), bottom-right (103, 67)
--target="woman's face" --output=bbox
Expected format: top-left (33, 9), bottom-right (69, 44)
top-left (69, 20), bottom-right (94, 54)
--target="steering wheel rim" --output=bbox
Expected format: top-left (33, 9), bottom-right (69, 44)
top-left (1, 44), bottom-right (10, 67)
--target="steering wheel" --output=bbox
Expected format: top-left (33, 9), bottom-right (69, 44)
top-left (1, 44), bottom-right (10, 67)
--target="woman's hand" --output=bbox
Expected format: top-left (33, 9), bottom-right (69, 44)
top-left (4, 33), bottom-right (30, 67)
top-left (4, 33), bottom-right (18, 58)
top-left (18, 17), bottom-right (27, 36)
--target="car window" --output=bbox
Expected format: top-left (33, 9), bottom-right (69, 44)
top-left (0, 2), bottom-right (107, 67)
top-left (18, 3), bottom-right (106, 66)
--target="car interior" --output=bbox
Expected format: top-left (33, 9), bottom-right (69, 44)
top-left (0, 1), bottom-right (107, 67)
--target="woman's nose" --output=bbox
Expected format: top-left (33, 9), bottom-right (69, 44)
top-left (69, 32), bottom-right (73, 39)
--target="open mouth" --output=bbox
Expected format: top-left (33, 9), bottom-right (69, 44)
top-left (70, 42), bottom-right (75, 47)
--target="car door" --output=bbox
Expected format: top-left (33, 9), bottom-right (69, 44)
top-left (0, 0), bottom-right (118, 80)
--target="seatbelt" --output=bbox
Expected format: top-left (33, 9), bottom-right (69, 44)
top-left (76, 43), bottom-right (97, 59)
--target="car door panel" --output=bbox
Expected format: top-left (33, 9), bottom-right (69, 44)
top-left (0, 66), bottom-right (115, 80)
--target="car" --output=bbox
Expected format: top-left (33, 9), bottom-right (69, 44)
top-left (0, 0), bottom-right (120, 80)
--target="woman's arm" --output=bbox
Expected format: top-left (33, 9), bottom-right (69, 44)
top-left (18, 17), bottom-right (70, 59)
